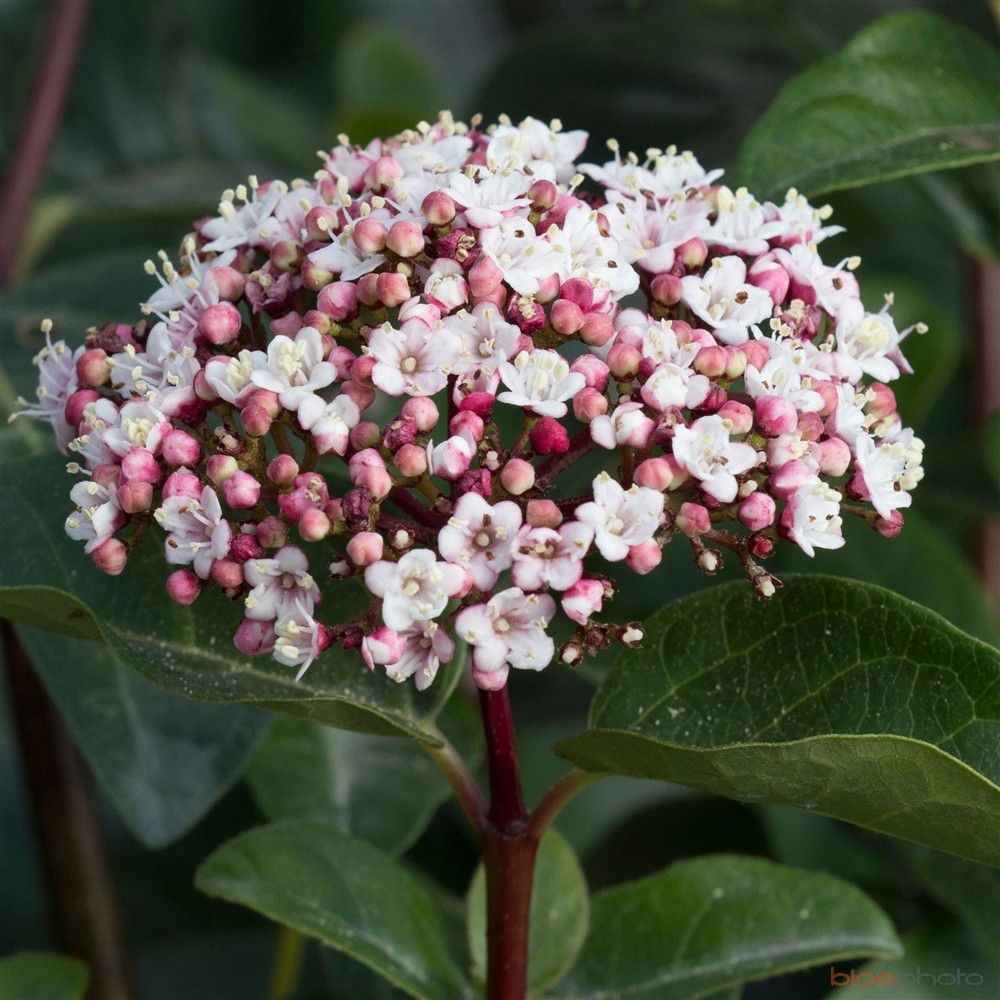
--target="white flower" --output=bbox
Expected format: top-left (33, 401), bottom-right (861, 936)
top-left (154, 486), bottom-right (231, 579)
top-left (364, 549), bottom-right (466, 631)
top-left (201, 179), bottom-right (284, 252)
top-left (442, 167), bottom-right (532, 229)
top-left (10, 331), bottom-right (82, 453)
top-left (297, 393), bottom-right (360, 456)
top-left (581, 145), bottom-right (722, 201)
top-left (854, 432), bottom-right (918, 520)
top-left (67, 398), bottom-right (120, 470)
top-left (204, 349), bottom-right (269, 405)
top-left (744, 336), bottom-right (825, 413)
top-left (706, 186), bottom-right (787, 255)
top-left (479, 219), bottom-right (568, 295)
top-left (243, 546), bottom-right (321, 621)
top-left (251, 326), bottom-right (337, 411)
top-left (108, 324), bottom-right (200, 415)
top-left (101, 400), bottom-right (170, 457)
top-left (486, 117), bottom-right (588, 182)
top-left (680, 255), bottom-right (774, 345)
top-left (64, 480), bottom-right (125, 553)
top-left (497, 349), bottom-right (586, 418)
top-left (511, 521), bottom-right (593, 591)
top-left (272, 602), bottom-right (327, 681)
top-left (423, 259), bottom-right (468, 312)
top-left (552, 205), bottom-right (641, 297)
top-left (781, 476), bottom-right (845, 557)
top-left (589, 401), bottom-right (655, 450)
top-left (368, 318), bottom-right (462, 397)
top-left (437, 493), bottom-right (522, 590)
top-left (603, 191), bottom-right (710, 275)
top-left (574, 473), bottom-right (664, 561)
top-left (365, 622), bottom-right (455, 691)
top-left (640, 363), bottom-right (710, 412)
top-left (672, 415), bottom-right (759, 503)
top-left (444, 302), bottom-right (521, 376)
top-left (834, 298), bottom-right (912, 383)
top-left (456, 587), bottom-right (556, 678)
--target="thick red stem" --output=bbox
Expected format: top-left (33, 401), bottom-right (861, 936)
top-left (478, 686), bottom-right (536, 1000)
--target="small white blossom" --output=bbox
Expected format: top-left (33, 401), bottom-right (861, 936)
top-left (243, 546), bottom-right (321, 621)
top-left (437, 494), bottom-right (522, 591)
top-left (574, 473), bottom-right (664, 561)
top-left (251, 326), bottom-right (338, 411)
top-left (364, 549), bottom-right (466, 631)
top-left (497, 349), bottom-right (586, 418)
top-left (672, 415), bottom-right (759, 503)
top-left (154, 486), bottom-right (231, 579)
top-left (456, 587), bottom-right (556, 679)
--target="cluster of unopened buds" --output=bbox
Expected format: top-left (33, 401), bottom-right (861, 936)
top-left (16, 112), bottom-right (926, 690)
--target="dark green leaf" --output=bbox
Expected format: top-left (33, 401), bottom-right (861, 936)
top-left (0, 952), bottom-right (88, 1000)
top-left (558, 577), bottom-right (1000, 866)
top-left (735, 11), bottom-right (1000, 200)
top-left (553, 855), bottom-right (901, 999)
top-left (0, 586), bottom-right (102, 642)
top-left (195, 820), bottom-right (474, 1000)
top-left (467, 830), bottom-right (589, 995)
top-left (247, 696), bottom-right (479, 856)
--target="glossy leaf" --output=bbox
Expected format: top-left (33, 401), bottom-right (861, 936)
top-left (194, 820), bottom-right (474, 1000)
top-left (558, 577), bottom-right (1000, 866)
top-left (0, 437), bottom-right (451, 744)
top-left (735, 11), bottom-right (1000, 200)
top-left (0, 952), bottom-right (88, 1000)
top-left (0, 586), bottom-right (102, 642)
top-left (247, 697), bottom-right (479, 856)
top-left (553, 855), bottom-right (901, 999)
top-left (467, 830), bottom-right (589, 995)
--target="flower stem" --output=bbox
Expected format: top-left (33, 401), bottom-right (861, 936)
top-left (528, 768), bottom-right (602, 839)
top-left (478, 686), bottom-right (536, 1000)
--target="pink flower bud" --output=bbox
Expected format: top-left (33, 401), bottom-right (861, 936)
top-left (677, 237), bottom-right (708, 270)
top-left (347, 531), bottom-right (384, 566)
top-left (356, 465), bottom-right (393, 499)
top-left (422, 190), bottom-right (457, 226)
top-left (751, 533), bottom-right (774, 558)
top-left (723, 348), bottom-right (747, 380)
top-left (304, 205), bottom-right (339, 242)
top-left (65, 389), bottom-right (99, 430)
top-left (530, 416), bottom-right (570, 455)
top-left (500, 458), bottom-right (535, 495)
top-left (770, 459), bottom-right (813, 500)
top-left (210, 265), bottom-right (246, 302)
top-left (75, 348), bottom-right (109, 388)
top-left (300, 259), bottom-right (333, 292)
top-left (271, 241), bottom-right (301, 273)
top-left (718, 400), bottom-right (753, 435)
top-left (361, 625), bottom-right (408, 669)
top-left (394, 443), bottom-right (428, 477)
top-left (755, 396), bottom-right (798, 437)
top-left (91, 463), bottom-right (120, 489)
top-left (160, 429), bottom-right (201, 467)
top-left (193, 368), bottom-right (218, 402)
top-left (240, 403), bottom-right (272, 438)
top-left (211, 558), bottom-right (244, 589)
top-left (866, 382), bottom-right (897, 419)
top-left (450, 410), bottom-right (485, 442)
top-left (526, 499), bottom-right (562, 528)
top-left (635, 456), bottom-right (687, 491)
top-left (386, 219), bottom-right (425, 258)
top-left (573, 387), bottom-right (608, 424)
top-left (163, 470), bottom-right (201, 500)
top-left (748, 256), bottom-right (790, 305)
top-left (813, 380), bottom-right (839, 416)
top-left (738, 492), bottom-right (776, 531)
top-left (561, 578), bottom-right (604, 625)
top-left (550, 298), bottom-right (584, 335)
top-left (342, 381), bottom-right (376, 412)
top-left (458, 392), bottom-right (495, 418)
top-left (117, 479), bottom-right (153, 514)
top-left (694, 345), bottom-right (728, 378)
top-left (626, 539), bottom-right (662, 575)
top-left (317, 281), bottom-right (359, 322)
top-left (228, 531), bottom-right (263, 562)
top-left (223, 471), bottom-right (261, 509)
top-left (376, 271), bottom-right (411, 308)
top-left (559, 278), bottom-right (594, 311)
top-left (579, 312), bottom-right (615, 347)
top-left (352, 217), bottom-right (388, 254)
top-left (677, 502), bottom-right (710, 537)
top-left (364, 155), bottom-right (404, 190)
top-left (874, 510), bottom-right (904, 538)
top-left (650, 273), bottom-right (682, 306)
top-left (527, 178), bottom-right (558, 211)
top-left (299, 507), bottom-right (331, 541)
top-left (797, 411), bottom-right (823, 442)
top-left (166, 568), bottom-right (200, 604)
top-left (570, 355), bottom-right (610, 392)
top-left (818, 436), bottom-right (851, 477)
top-left (206, 454), bottom-right (238, 485)
top-left (197, 303), bottom-right (242, 345)
top-left (355, 272), bottom-right (380, 306)
top-left (350, 420), bottom-right (381, 451)
top-left (607, 342), bottom-right (641, 379)
top-left (257, 515), bottom-right (287, 549)
top-left (121, 447), bottom-right (161, 484)
top-left (740, 340), bottom-right (771, 372)
top-left (402, 396), bottom-right (439, 432)
top-left (234, 618), bottom-right (275, 656)
top-left (266, 454), bottom-right (299, 487)
top-left (428, 435), bottom-right (473, 480)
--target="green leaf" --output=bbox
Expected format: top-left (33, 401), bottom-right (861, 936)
top-left (467, 830), bottom-right (589, 996)
top-left (0, 586), bottom-right (102, 642)
top-left (735, 11), bottom-right (1000, 200)
top-left (557, 577), bottom-right (1000, 867)
top-left (0, 437), bottom-right (452, 744)
top-left (247, 697), bottom-right (479, 856)
top-left (0, 952), bottom-right (88, 1000)
top-left (194, 819), bottom-right (474, 1000)
top-left (552, 855), bottom-right (901, 999)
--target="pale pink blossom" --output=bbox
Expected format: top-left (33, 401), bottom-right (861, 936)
top-left (154, 486), bottom-right (231, 579)
top-left (243, 546), bottom-right (321, 621)
top-left (437, 493), bottom-right (522, 590)
top-left (64, 480), bottom-right (126, 553)
top-left (364, 549), bottom-right (466, 631)
top-left (574, 473), bottom-right (664, 561)
top-left (680, 255), bottom-right (773, 345)
top-left (511, 521), bottom-right (593, 591)
top-left (368, 318), bottom-right (462, 397)
top-left (672, 415), bottom-right (759, 503)
top-left (497, 349), bottom-right (586, 418)
top-left (251, 327), bottom-right (337, 411)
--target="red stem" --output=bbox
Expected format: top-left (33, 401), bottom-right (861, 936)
top-left (0, 0), bottom-right (91, 286)
top-left (478, 686), bottom-right (535, 1000)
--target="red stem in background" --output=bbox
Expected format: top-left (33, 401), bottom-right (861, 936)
top-left (0, 0), bottom-right (91, 286)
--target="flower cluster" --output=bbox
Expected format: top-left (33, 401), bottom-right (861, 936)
top-left (15, 112), bottom-right (925, 689)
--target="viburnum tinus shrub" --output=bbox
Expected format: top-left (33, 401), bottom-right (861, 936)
top-left (15, 112), bottom-right (939, 995)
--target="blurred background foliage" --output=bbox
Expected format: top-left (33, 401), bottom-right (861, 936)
top-left (1, 0), bottom-right (997, 997)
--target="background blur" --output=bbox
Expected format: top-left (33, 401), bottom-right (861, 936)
top-left (2, 0), bottom-right (998, 997)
